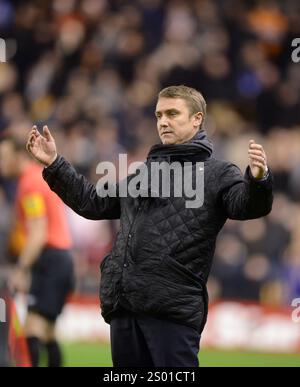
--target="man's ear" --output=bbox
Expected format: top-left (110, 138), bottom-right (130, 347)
top-left (193, 112), bottom-right (203, 128)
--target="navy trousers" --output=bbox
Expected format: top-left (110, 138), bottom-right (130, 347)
top-left (110, 312), bottom-right (200, 367)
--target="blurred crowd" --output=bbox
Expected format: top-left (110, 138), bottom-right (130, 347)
top-left (0, 0), bottom-right (300, 306)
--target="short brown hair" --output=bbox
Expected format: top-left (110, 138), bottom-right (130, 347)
top-left (158, 85), bottom-right (206, 129)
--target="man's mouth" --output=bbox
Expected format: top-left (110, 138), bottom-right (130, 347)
top-left (161, 131), bottom-right (172, 136)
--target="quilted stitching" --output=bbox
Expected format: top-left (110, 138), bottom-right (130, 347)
top-left (43, 155), bottom-right (273, 332)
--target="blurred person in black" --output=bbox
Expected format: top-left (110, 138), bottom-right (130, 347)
top-left (26, 85), bottom-right (273, 367)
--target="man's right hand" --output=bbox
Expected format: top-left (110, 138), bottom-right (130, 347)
top-left (26, 125), bottom-right (58, 167)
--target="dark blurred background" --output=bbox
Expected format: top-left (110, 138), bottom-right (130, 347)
top-left (0, 0), bottom-right (299, 308)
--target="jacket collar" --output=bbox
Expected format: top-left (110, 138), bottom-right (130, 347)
top-left (147, 130), bottom-right (213, 163)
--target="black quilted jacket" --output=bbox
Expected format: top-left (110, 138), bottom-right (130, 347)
top-left (43, 131), bottom-right (273, 333)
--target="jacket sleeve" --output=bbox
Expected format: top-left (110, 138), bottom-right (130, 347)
top-left (218, 163), bottom-right (273, 220)
top-left (42, 155), bottom-right (121, 220)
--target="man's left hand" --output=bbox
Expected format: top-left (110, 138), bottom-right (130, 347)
top-left (248, 139), bottom-right (268, 180)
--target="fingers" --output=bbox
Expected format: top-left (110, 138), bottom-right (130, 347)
top-left (249, 139), bottom-right (262, 148)
top-left (249, 140), bottom-right (264, 152)
top-left (248, 151), bottom-right (266, 161)
top-left (26, 134), bottom-right (34, 153)
top-left (26, 126), bottom-right (39, 153)
top-left (248, 140), bottom-right (267, 159)
top-left (28, 126), bottom-right (36, 141)
top-left (248, 149), bottom-right (265, 156)
top-left (249, 154), bottom-right (265, 164)
top-left (43, 125), bottom-right (53, 141)
top-left (248, 139), bottom-right (268, 174)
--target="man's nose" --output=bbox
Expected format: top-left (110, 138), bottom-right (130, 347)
top-left (160, 116), bottom-right (169, 128)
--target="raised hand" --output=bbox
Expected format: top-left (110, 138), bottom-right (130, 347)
top-left (248, 139), bottom-right (268, 179)
top-left (26, 125), bottom-right (57, 167)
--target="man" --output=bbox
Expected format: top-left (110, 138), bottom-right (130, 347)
top-left (0, 136), bottom-right (74, 367)
top-left (26, 85), bottom-right (273, 367)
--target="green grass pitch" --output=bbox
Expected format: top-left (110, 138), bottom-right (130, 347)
top-left (59, 342), bottom-right (300, 367)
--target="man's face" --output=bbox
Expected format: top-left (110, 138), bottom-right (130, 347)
top-left (0, 140), bottom-right (18, 177)
top-left (155, 97), bottom-right (203, 145)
